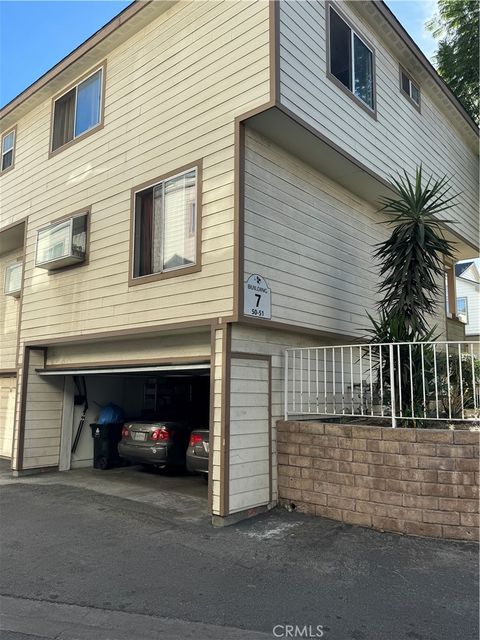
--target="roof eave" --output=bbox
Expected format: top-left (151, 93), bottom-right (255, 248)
top-left (0, 0), bottom-right (152, 122)
top-left (375, 1), bottom-right (478, 136)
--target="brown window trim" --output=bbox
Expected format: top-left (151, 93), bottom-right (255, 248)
top-left (399, 65), bottom-right (421, 113)
top-left (1, 125), bottom-right (17, 175)
top-left (48, 62), bottom-right (107, 159)
top-left (326, 1), bottom-right (377, 120)
top-left (128, 160), bottom-right (203, 287)
top-left (34, 207), bottom-right (91, 275)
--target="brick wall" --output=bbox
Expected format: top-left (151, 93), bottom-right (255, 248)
top-left (277, 421), bottom-right (479, 541)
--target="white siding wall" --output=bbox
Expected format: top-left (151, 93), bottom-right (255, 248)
top-left (456, 277), bottom-right (480, 337)
top-left (211, 327), bottom-right (224, 515)
top-left (245, 128), bottom-right (382, 336)
top-left (278, 0), bottom-right (478, 248)
top-left (0, 376), bottom-right (16, 458)
top-left (231, 324), bottom-right (335, 504)
top-left (244, 129), bottom-right (447, 337)
top-left (229, 357), bottom-right (270, 512)
top-left (22, 350), bottom-right (65, 469)
top-left (46, 332), bottom-right (211, 366)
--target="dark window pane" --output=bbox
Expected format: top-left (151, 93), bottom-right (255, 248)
top-left (52, 88), bottom-right (75, 151)
top-left (75, 70), bottom-right (102, 137)
top-left (353, 34), bottom-right (373, 108)
top-left (411, 82), bottom-right (420, 105)
top-left (134, 189), bottom-right (154, 277)
top-left (2, 149), bottom-right (13, 171)
top-left (401, 72), bottom-right (410, 95)
top-left (330, 8), bottom-right (351, 90)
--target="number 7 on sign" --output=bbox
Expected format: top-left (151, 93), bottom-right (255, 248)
top-left (255, 294), bottom-right (261, 308)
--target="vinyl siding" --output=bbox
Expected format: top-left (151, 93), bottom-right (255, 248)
top-left (231, 324), bottom-right (334, 503)
top-left (456, 277), bottom-right (480, 337)
top-left (244, 128), bottom-right (447, 337)
top-left (45, 332), bottom-right (211, 366)
top-left (0, 376), bottom-right (16, 458)
top-left (278, 0), bottom-right (479, 248)
top-left (2, 0), bottom-right (270, 344)
top-left (211, 326), bottom-right (225, 515)
top-left (0, 250), bottom-right (21, 370)
top-left (228, 357), bottom-right (270, 512)
top-left (21, 349), bottom-right (65, 469)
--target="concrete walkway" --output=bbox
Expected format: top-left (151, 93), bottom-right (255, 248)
top-left (0, 596), bottom-right (271, 640)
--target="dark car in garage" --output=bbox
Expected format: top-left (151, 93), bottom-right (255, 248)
top-left (186, 430), bottom-right (209, 477)
top-left (118, 420), bottom-right (193, 469)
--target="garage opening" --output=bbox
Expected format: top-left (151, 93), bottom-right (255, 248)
top-left (37, 363), bottom-right (210, 503)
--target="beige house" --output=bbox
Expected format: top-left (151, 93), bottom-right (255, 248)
top-left (1, 1), bottom-right (478, 524)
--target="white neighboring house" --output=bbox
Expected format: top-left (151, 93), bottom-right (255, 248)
top-left (456, 261), bottom-right (480, 340)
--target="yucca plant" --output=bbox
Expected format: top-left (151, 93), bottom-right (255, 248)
top-left (374, 166), bottom-right (457, 339)
top-left (368, 167), bottom-right (458, 425)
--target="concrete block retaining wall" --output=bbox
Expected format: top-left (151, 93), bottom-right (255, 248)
top-left (277, 421), bottom-right (479, 541)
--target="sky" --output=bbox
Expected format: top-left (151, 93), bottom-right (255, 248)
top-left (0, 0), bottom-right (441, 109)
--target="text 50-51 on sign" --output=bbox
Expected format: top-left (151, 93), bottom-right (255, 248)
top-left (244, 274), bottom-right (271, 319)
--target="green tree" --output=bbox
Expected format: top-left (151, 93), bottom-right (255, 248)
top-left (427, 0), bottom-right (479, 124)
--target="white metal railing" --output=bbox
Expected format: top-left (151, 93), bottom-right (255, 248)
top-left (284, 341), bottom-right (480, 427)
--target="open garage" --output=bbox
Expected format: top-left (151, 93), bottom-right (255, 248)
top-left (13, 328), bottom-right (214, 509)
top-left (26, 364), bottom-right (212, 510)
top-left (37, 365), bottom-right (210, 471)
top-left (35, 364), bottom-right (210, 499)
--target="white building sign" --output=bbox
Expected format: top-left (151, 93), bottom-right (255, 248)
top-left (244, 274), bottom-right (271, 319)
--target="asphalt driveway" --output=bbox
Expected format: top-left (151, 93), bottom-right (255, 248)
top-left (0, 465), bottom-right (478, 640)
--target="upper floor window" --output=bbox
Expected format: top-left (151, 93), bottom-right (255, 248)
top-left (400, 67), bottom-right (421, 109)
top-left (4, 261), bottom-right (22, 297)
top-left (132, 166), bottom-right (200, 282)
top-left (1, 128), bottom-right (16, 173)
top-left (328, 5), bottom-right (375, 112)
top-left (51, 66), bottom-right (104, 153)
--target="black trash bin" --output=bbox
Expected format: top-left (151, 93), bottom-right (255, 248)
top-left (90, 423), bottom-right (124, 470)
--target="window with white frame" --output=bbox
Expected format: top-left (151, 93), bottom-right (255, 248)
top-left (133, 168), bottom-right (198, 278)
top-left (1, 129), bottom-right (15, 172)
top-left (4, 261), bottom-right (22, 297)
top-left (36, 214), bottom-right (88, 269)
top-left (51, 67), bottom-right (103, 152)
top-left (400, 68), bottom-right (420, 108)
top-left (328, 6), bottom-right (374, 110)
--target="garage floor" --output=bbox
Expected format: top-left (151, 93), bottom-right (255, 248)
top-left (0, 460), bottom-right (208, 524)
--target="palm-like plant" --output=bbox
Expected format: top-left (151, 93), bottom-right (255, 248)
top-left (368, 167), bottom-right (458, 425)
top-left (375, 166), bottom-right (457, 339)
